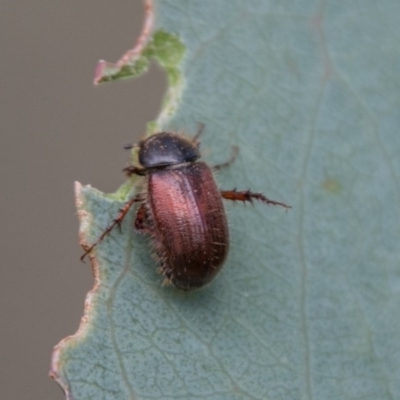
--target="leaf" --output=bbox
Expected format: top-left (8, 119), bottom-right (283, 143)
top-left (51, 1), bottom-right (400, 399)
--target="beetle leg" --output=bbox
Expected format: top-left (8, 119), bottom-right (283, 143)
top-left (134, 203), bottom-right (153, 233)
top-left (221, 189), bottom-right (291, 209)
top-left (123, 165), bottom-right (146, 176)
top-left (212, 146), bottom-right (239, 171)
top-left (134, 203), bottom-right (147, 231)
top-left (80, 194), bottom-right (145, 262)
top-left (192, 122), bottom-right (205, 144)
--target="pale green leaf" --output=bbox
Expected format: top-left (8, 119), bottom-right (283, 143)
top-left (51, 1), bottom-right (400, 399)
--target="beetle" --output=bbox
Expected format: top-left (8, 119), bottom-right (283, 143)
top-left (81, 127), bottom-right (290, 290)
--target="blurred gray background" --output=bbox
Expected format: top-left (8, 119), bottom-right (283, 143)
top-left (0, 1), bottom-right (165, 398)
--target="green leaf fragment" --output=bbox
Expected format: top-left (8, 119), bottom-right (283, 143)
top-left (95, 29), bottom-right (184, 87)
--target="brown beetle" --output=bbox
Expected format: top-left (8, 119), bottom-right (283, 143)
top-left (81, 127), bottom-right (290, 290)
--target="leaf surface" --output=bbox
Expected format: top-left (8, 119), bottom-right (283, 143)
top-left (51, 1), bottom-right (400, 399)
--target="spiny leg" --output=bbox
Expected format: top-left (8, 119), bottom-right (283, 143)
top-left (80, 194), bottom-right (145, 261)
top-left (221, 189), bottom-right (291, 209)
top-left (213, 146), bottom-right (239, 171)
top-left (134, 203), bottom-right (154, 233)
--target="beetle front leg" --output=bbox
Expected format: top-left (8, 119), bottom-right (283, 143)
top-left (221, 189), bottom-right (291, 209)
top-left (80, 194), bottom-right (145, 261)
top-left (123, 165), bottom-right (146, 176)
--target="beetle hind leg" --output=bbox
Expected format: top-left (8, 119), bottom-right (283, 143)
top-left (221, 189), bottom-right (291, 209)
